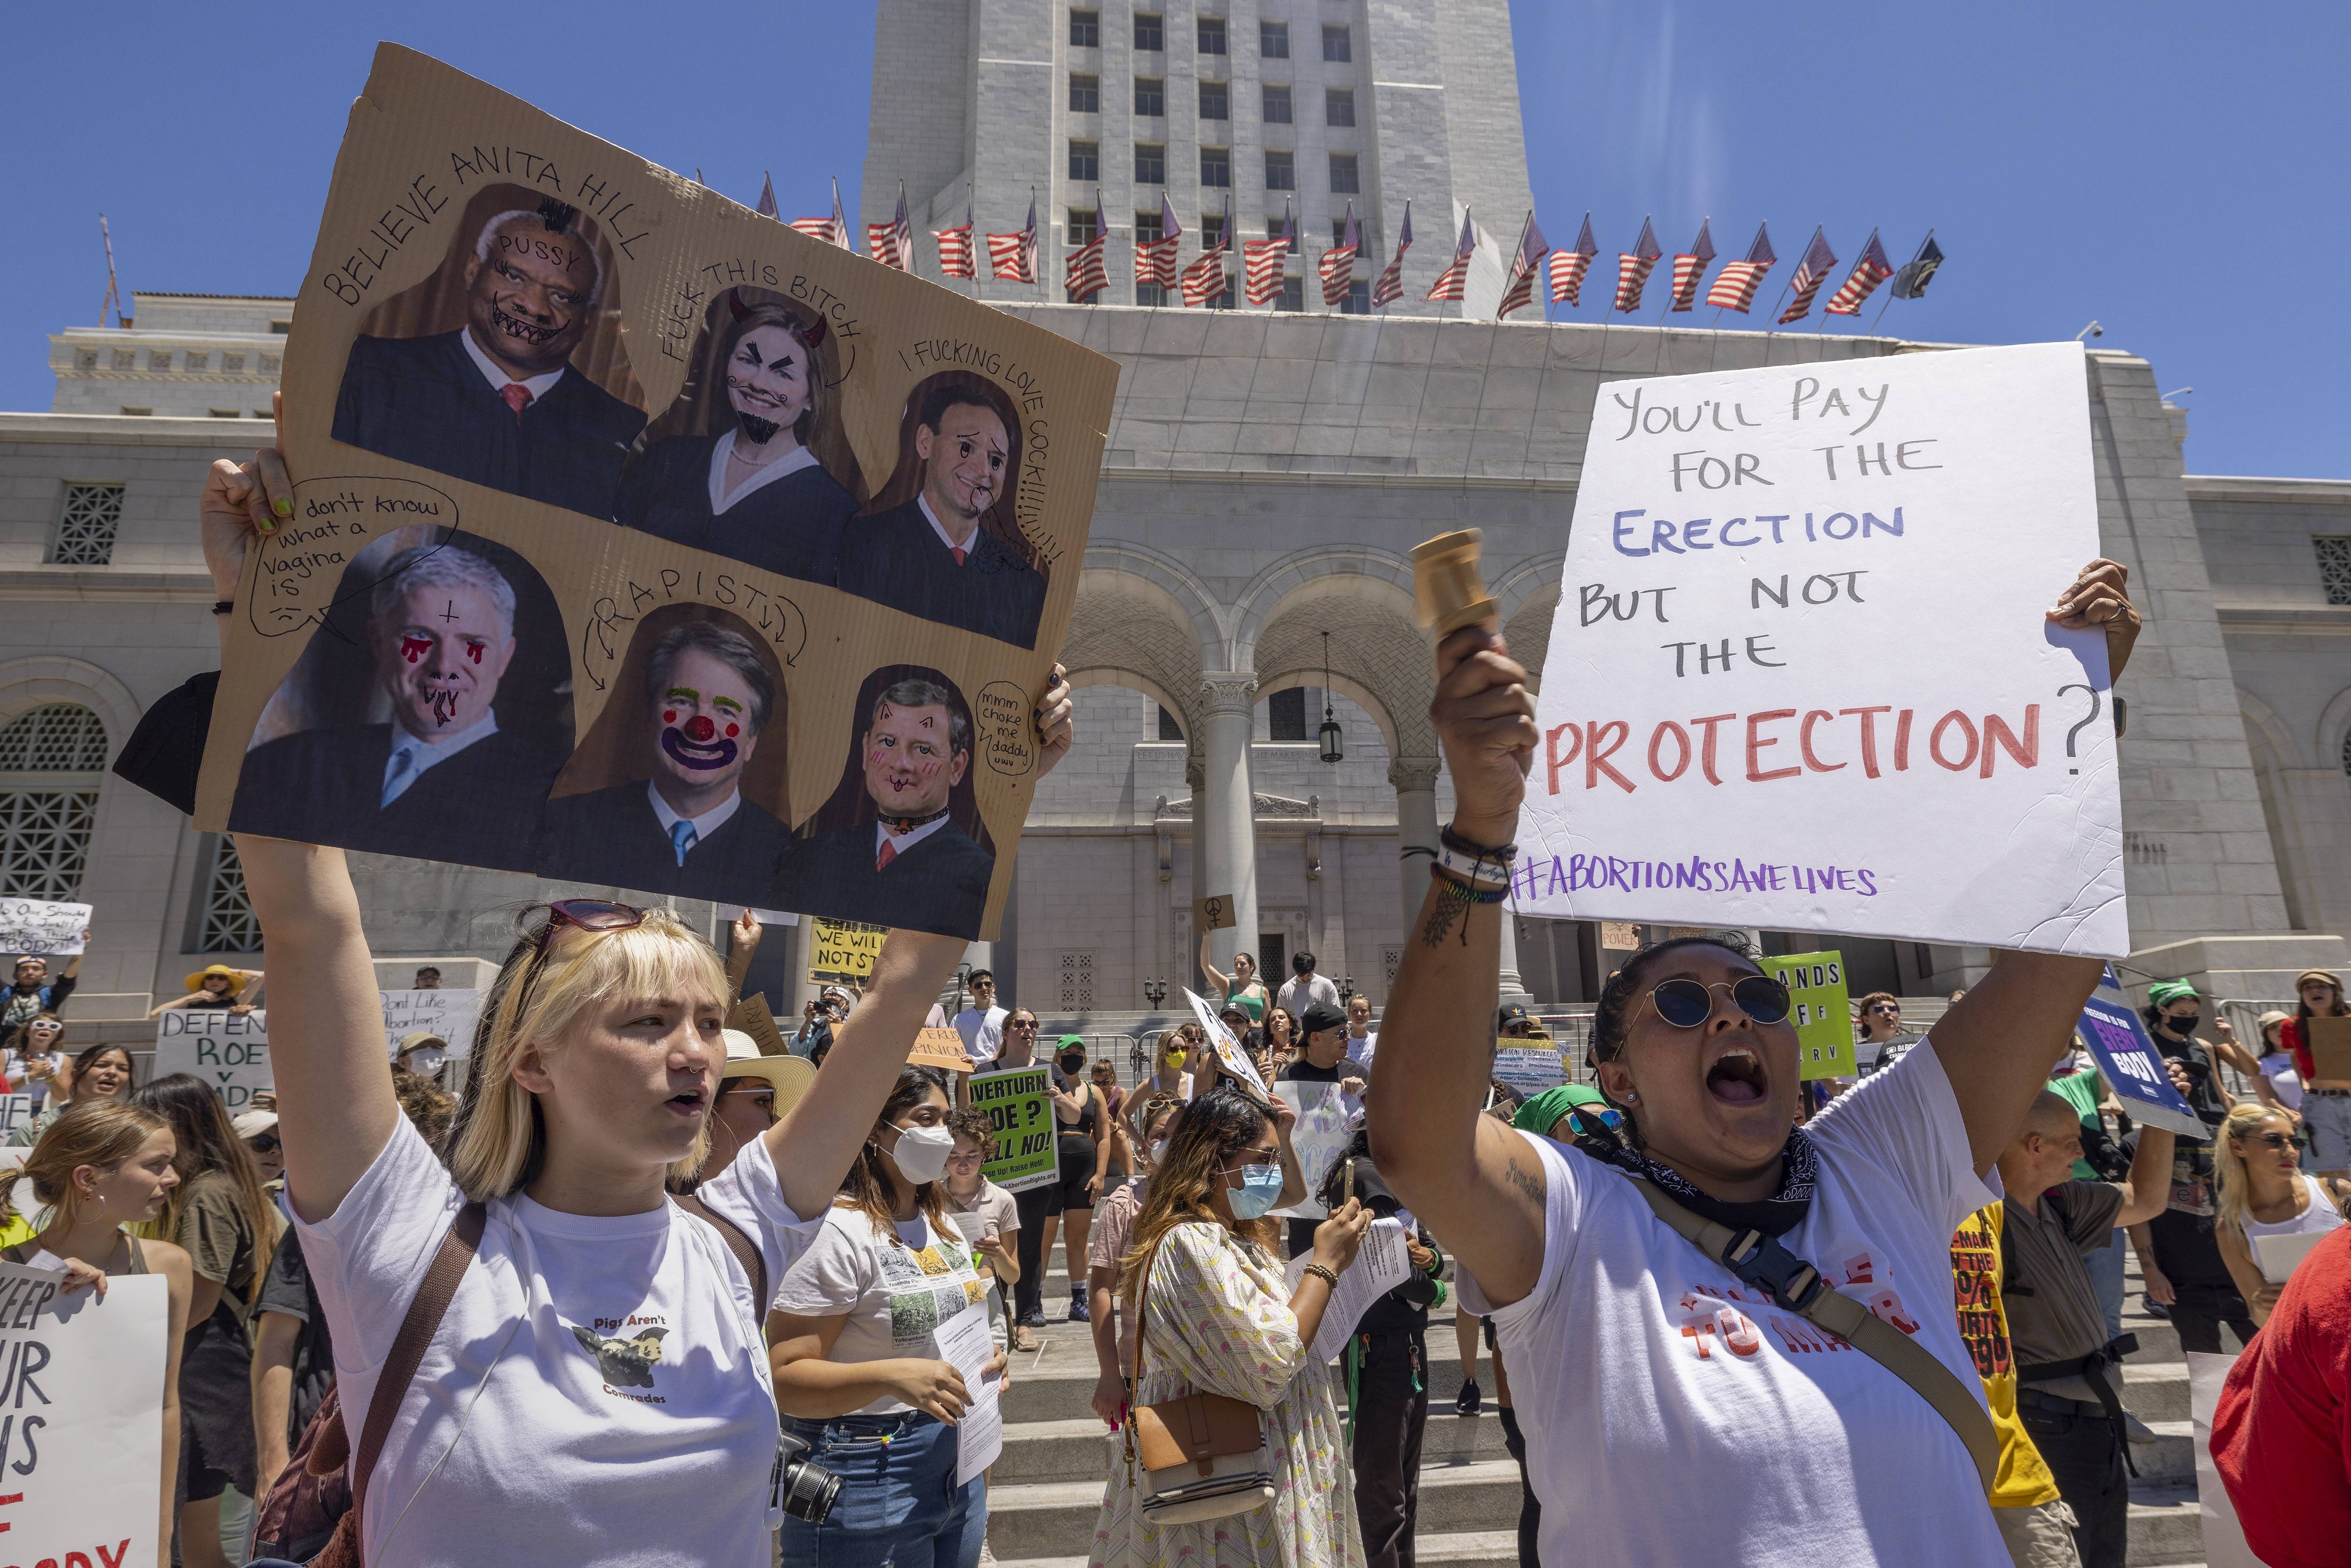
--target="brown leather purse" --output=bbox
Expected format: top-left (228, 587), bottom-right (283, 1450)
top-left (1123, 1231), bottom-right (1276, 1524)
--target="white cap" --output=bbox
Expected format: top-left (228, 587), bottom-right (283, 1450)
top-left (232, 1109), bottom-right (279, 1140)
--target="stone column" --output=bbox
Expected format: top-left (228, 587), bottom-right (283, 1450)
top-left (1197, 673), bottom-right (1261, 983)
top-left (1497, 909), bottom-right (1534, 1007)
top-left (1390, 757), bottom-right (1442, 934)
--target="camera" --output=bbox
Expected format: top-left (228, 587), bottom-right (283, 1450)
top-left (775, 1430), bottom-right (843, 1524)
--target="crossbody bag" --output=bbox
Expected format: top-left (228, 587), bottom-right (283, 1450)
top-left (1628, 1177), bottom-right (2001, 1492)
top-left (1122, 1231), bottom-right (1277, 1524)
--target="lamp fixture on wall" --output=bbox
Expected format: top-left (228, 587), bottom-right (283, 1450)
top-left (1318, 632), bottom-right (1344, 764)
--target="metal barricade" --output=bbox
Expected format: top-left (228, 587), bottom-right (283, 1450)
top-left (2216, 997), bottom-right (2297, 1103)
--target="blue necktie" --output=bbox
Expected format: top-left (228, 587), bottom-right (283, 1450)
top-left (380, 744), bottom-right (420, 808)
top-left (671, 819), bottom-right (699, 866)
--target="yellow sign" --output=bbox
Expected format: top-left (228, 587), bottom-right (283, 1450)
top-left (1771, 951), bottom-right (1853, 1081)
top-left (810, 918), bottom-right (888, 982)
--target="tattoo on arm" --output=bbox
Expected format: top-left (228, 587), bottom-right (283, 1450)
top-left (1504, 1155), bottom-right (1542, 1207)
top-left (1419, 891), bottom-right (1464, 948)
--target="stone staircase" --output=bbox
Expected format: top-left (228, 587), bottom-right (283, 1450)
top-left (977, 1243), bottom-right (2215, 1567)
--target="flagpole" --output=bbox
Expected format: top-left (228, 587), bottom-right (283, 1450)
top-left (1869, 292), bottom-right (1895, 336)
top-left (1759, 278), bottom-right (1794, 366)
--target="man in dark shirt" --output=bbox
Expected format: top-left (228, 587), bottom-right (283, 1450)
top-left (230, 544), bottom-right (565, 871)
top-left (839, 388), bottom-right (1046, 647)
top-left (1278, 1001), bottom-right (1367, 1258)
top-left (536, 620), bottom-right (793, 901)
top-left (332, 199), bottom-right (645, 518)
top-left (1997, 1087), bottom-right (2180, 1568)
top-left (1, 951), bottom-right (80, 1031)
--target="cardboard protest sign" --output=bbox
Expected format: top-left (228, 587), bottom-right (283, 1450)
top-left (1184, 986), bottom-right (1267, 1093)
top-left (1599, 921), bottom-right (1640, 952)
top-left (1274, 1080), bottom-right (1357, 1221)
top-left (2076, 981), bottom-right (2204, 1137)
top-left (0, 899), bottom-right (89, 957)
top-left (155, 1009), bottom-right (271, 1110)
top-left (0, 1261), bottom-right (170, 1566)
top-left (970, 1066), bottom-right (1056, 1193)
top-left (1516, 342), bottom-right (2125, 957)
top-left (1491, 1045), bottom-right (1567, 1098)
top-left (2304, 1016), bottom-right (2351, 1080)
top-left (909, 1025), bottom-right (975, 1073)
top-left (194, 45), bottom-right (1118, 942)
top-left (810, 918), bottom-right (887, 983)
top-left (381, 986), bottom-right (481, 1055)
top-left (727, 992), bottom-right (792, 1057)
top-left (1193, 894), bottom-right (1238, 932)
top-left (1769, 950), bottom-right (1854, 1081)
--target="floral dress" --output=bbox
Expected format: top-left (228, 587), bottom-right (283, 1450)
top-left (1089, 1221), bottom-right (1366, 1568)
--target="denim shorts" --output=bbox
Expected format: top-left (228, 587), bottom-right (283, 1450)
top-left (2303, 1092), bottom-right (2351, 1170)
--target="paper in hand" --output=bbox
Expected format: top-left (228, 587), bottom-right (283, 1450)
top-left (1284, 1217), bottom-right (1413, 1363)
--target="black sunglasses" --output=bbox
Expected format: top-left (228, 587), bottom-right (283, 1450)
top-left (248, 1134), bottom-right (281, 1154)
top-left (510, 899), bottom-right (647, 1021)
top-left (2241, 1131), bottom-right (2297, 1152)
top-left (1646, 975), bottom-right (1792, 1029)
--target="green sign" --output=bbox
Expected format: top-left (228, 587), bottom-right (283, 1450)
top-left (1771, 950), bottom-right (1853, 1082)
top-left (970, 1066), bottom-right (1057, 1193)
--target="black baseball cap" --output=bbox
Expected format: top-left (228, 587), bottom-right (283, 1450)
top-left (1497, 1003), bottom-right (1534, 1031)
top-left (1299, 1001), bottom-right (1349, 1037)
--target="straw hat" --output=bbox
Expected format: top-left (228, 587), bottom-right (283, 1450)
top-left (184, 963), bottom-right (249, 995)
top-left (718, 1029), bottom-right (814, 1118)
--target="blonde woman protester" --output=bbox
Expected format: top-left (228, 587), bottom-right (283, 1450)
top-left (1371, 560), bottom-right (2153, 1567)
top-left (1091, 1085), bottom-right (1368, 1568)
top-left (769, 1066), bottom-right (1008, 1568)
top-left (2210, 1103), bottom-right (2349, 1325)
top-left (1, 1100), bottom-right (195, 1567)
top-left (184, 424), bottom-right (1070, 1565)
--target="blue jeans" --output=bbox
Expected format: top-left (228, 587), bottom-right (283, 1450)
top-left (2089, 1227), bottom-right (2126, 1343)
top-left (780, 1410), bottom-right (986, 1568)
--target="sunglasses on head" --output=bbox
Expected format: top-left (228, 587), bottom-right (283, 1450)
top-left (511, 899), bottom-right (646, 1019)
top-left (1645, 974), bottom-right (1792, 1030)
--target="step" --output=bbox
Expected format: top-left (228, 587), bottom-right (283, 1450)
top-left (2126, 1480), bottom-right (2201, 1568)
top-left (994, 1527), bottom-right (1528, 1568)
top-left (987, 1406), bottom-right (1516, 1484)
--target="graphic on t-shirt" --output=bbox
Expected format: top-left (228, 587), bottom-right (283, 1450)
top-left (882, 1236), bottom-right (985, 1342)
top-left (572, 1321), bottom-right (671, 1389)
top-left (1949, 1210), bottom-right (2012, 1379)
top-left (1667, 1246), bottom-right (1919, 1363)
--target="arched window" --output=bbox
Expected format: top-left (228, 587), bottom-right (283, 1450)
top-left (0, 703), bottom-right (108, 901)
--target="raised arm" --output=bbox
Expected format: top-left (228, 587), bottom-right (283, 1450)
top-left (1366, 626), bottom-right (1546, 1309)
top-left (725, 909), bottom-right (762, 997)
top-left (1198, 930), bottom-right (1233, 998)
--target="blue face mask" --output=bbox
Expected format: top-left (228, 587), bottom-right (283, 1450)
top-left (1227, 1163), bottom-right (1285, 1220)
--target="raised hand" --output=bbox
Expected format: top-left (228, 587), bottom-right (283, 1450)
top-left (1429, 627), bottom-right (1538, 847)
top-left (2049, 558), bottom-right (2141, 682)
top-left (200, 389), bottom-right (292, 601)
top-left (1036, 663), bottom-right (1075, 778)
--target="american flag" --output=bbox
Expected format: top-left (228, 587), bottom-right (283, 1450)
top-left (934, 200), bottom-right (975, 280)
top-left (987, 197), bottom-right (1038, 282)
top-left (1065, 193), bottom-right (1110, 300)
top-left (1424, 209), bottom-right (1478, 302)
top-left (1548, 213), bottom-right (1597, 306)
top-left (1370, 201), bottom-right (1414, 308)
top-left (1889, 231), bottom-right (1944, 300)
top-left (1776, 228), bottom-right (1838, 323)
top-left (1824, 229), bottom-right (1894, 315)
top-left (866, 187), bottom-right (915, 271)
top-left (755, 173), bottom-right (779, 221)
top-left (1496, 211), bottom-right (1550, 319)
top-left (1612, 218), bottom-right (1662, 313)
top-left (1243, 203), bottom-right (1294, 306)
top-left (1668, 219), bottom-right (1717, 311)
top-left (1704, 223), bottom-right (1776, 312)
top-left (1320, 202), bottom-right (1359, 307)
top-left (1136, 193), bottom-right (1183, 290)
top-left (790, 178), bottom-right (852, 249)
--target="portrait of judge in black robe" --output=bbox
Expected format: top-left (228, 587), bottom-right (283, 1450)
top-left (772, 665), bottom-right (996, 938)
top-left (229, 538), bottom-right (571, 871)
top-left (838, 372), bottom-right (1049, 649)
top-left (534, 613), bottom-right (795, 901)
top-left (616, 290), bottom-right (864, 584)
top-left (331, 188), bottom-right (647, 520)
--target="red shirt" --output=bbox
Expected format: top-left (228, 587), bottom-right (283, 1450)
top-left (2212, 1227), bottom-right (2351, 1567)
top-left (2284, 1016), bottom-right (2316, 1083)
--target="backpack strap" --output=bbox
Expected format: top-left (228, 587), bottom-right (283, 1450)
top-left (349, 1201), bottom-right (485, 1540)
top-left (1627, 1176), bottom-right (1999, 1493)
top-left (672, 1193), bottom-right (768, 1320)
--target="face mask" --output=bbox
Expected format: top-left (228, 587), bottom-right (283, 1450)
top-left (2167, 1012), bottom-right (2201, 1034)
top-left (887, 1123), bottom-right (956, 1184)
top-left (1059, 1055), bottom-right (1085, 1074)
top-left (1163, 1053), bottom-right (1187, 1072)
top-left (404, 1046), bottom-right (446, 1073)
top-left (1227, 1163), bottom-right (1285, 1220)
top-left (1148, 1139), bottom-right (1170, 1167)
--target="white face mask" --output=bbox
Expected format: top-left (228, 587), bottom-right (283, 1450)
top-left (403, 1046), bottom-right (447, 1073)
top-left (1147, 1139), bottom-right (1169, 1169)
top-left (888, 1123), bottom-right (956, 1184)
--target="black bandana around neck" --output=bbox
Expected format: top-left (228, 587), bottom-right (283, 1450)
top-left (1588, 1125), bottom-right (1820, 1239)
top-left (879, 805), bottom-right (951, 835)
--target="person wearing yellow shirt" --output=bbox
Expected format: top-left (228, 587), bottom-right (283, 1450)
top-left (1952, 1202), bottom-right (2079, 1567)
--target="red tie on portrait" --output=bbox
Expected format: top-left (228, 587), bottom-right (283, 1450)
top-left (876, 839), bottom-right (899, 871)
top-left (500, 384), bottom-right (533, 419)
top-left (950, 547), bottom-right (967, 566)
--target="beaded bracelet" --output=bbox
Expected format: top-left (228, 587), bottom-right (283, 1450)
top-left (1428, 862), bottom-right (1509, 904)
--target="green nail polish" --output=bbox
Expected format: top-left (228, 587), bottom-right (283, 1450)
top-left (273, 497), bottom-right (293, 517)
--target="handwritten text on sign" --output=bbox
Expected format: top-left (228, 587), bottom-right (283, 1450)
top-left (0, 1261), bottom-right (169, 1567)
top-left (0, 899), bottom-right (89, 957)
top-left (380, 988), bottom-right (481, 1056)
top-left (1515, 342), bottom-right (2123, 956)
top-left (154, 1009), bottom-right (271, 1110)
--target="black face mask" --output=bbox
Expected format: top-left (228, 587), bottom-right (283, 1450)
top-left (2166, 1012), bottom-right (2201, 1034)
top-left (1059, 1055), bottom-right (1085, 1074)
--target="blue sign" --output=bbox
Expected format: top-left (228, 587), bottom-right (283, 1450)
top-left (2075, 985), bottom-right (2205, 1137)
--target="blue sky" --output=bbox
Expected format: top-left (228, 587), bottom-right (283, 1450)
top-left (5, 1), bottom-right (2344, 476)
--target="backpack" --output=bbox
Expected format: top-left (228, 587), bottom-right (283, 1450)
top-left (254, 1196), bottom-right (766, 1564)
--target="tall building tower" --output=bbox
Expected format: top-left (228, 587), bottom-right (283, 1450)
top-left (863, 0), bottom-right (1533, 311)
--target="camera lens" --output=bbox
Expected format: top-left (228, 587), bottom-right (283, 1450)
top-left (775, 1431), bottom-right (844, 1524)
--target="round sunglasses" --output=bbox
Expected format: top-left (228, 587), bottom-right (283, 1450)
top-left (1644, 975), bottom-right (1792, 1030)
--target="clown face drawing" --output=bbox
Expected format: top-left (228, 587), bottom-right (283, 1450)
top-left (650, 642), bottom-right (764, 818)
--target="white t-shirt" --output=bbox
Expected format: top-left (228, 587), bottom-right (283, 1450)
top-left (1276, 974), bottom-right (1340, 1019)
top-left (2256, 1050), bottom-right (2306, 1112)
top-left (1489, 1041), bottom-right (2004, 1568)
top-left (3, 1050), bottom-right (63, 1105)
top-left (773, 1203), bottom-right (989, 1414)
top-left (293, 1118), bottom-right (819, 1566)
top-left (954, 1005), bottom-right (1008, 1064)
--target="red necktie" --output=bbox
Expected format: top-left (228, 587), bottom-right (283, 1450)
top-left (950, 546), bottom-right (967, 566)
top-left (500, 384), bottom-right (533, 420)
top-left (876, 839), bottom-right (898, 871)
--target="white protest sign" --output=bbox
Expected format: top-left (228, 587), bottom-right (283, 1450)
top-left (0, 899), bottom-right (89, 957)
top-left (1183, 987), bottom-right (1266, 1094)
top-left (1283, 1217), bottom-right (1412, 1362)
top-left (1273, 1080), bottom-right (1355, 1221)
top-left (154, 1009), bottom-right (271, 1110)
top-left (0, 1094), bottom-right (33, 1135)
top-left (1491, 1046), bottom-right (1567, 1098)
top-left (1516, 341), bottom-right (2125, 956)
top-left (0, 1261), bottom-right (169, 1565)
top-left (381, 988), bottom-right (481, 1056)
top-left (2187, 1352), bottom-right (2262, 1568)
